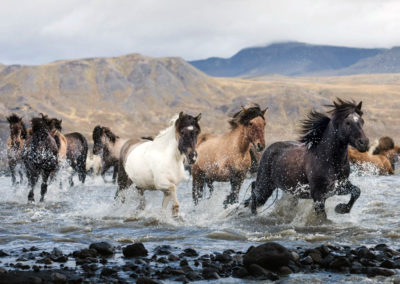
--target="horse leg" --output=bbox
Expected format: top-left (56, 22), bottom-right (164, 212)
top-left (170, 185), bottom-right (180, 216)
top-left (27, 171), bottom-right (39, 203)
top-left (310, 186), bottom-right (328, 221)
top-left (206, 178), bottom-right (214, 198)
top-left (224, 175), bottom-right (244, 208)
top-left (248, 182), bottom-right (276, 215)
top-left (77, 156), bottom-right (87, 184)
top-left (101, 162), bottom-right (112, 183)
top-left (9, 161), bottom-right (16, 185)
top-left (137, 187), bottom-right (146, 210)
top-left (334, 180), bottom-right (361, 214)
top-left (40, 171), bottom-right (50, 202)
top-left (192, 168), bottom-right (205, 205)
top-left (162, 190), bottom-right (172, 211)
top-left (112, 164), bottom-right (118, 184)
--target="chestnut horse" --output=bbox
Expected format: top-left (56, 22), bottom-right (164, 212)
top-left (372, 136), bottom-right (400, 170)
top-left (192, 104), bottom-right (267, 207)
top-left (247, 99), bottom-right (369, 222)
top-left (348, 147), bottom-right (393, 175)
top-left (6, 114), bottom-right (28, 185)
top-left (117, 112), bottom-right (201, 216)
top-left (92, 126), bottom-right (128, 183)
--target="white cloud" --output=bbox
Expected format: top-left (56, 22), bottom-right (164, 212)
top-left (0, 0), bottom-right (399, 64)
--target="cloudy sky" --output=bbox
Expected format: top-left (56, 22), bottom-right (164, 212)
top-left (0, 0), bottom-right (399, 65)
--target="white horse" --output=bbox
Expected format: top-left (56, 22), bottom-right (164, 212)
top-left (117, 112), bottom-right (201, 216)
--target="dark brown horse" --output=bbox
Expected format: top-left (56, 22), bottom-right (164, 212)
top-left (247, 99), bottom-right (369, 222)
top-left (6, 114), bottom-right (28, 185)
top-left (192, 104), bottom-right (267, 207)
top-left (92, 126), bottom-right (127, 183)
top-left (22, 116), bottom-right (59, 202)
top-left (41, 114), bottom-right (88, 185)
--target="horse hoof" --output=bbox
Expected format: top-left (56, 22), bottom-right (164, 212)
top-left (27, 199), bottom-right (35, 204)
top-left (335, 203), bottom-right (350, 214)
top-left (39, 197), bottom-right (44, 202)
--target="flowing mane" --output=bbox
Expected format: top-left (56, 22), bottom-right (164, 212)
top-left (153, 114), bottom-right (179, 141)
top-left (229, 103), bottom-right (265, 129)
top-left (7, 113), bottom-right (27, 139)
top-left (31, 117), bottom-right (50, 133)
top-left (299, 98), bottom-right (362, 149)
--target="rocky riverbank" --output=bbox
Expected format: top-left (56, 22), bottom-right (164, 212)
top-left (1, 241), bottom-right (400, 283)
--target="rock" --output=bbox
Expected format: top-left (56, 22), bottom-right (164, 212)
top-left (0, 268), bottom-right (7, 274)
top-left (157, 257), bottom-right (168, 264)
top-left (350, 261), bottom-right (363, 274)
top-left (215, 253), bottom-right (232, 263)
top-left (100, 267), bottom-right (118, 277)
top-left (248, 264), bottom-right (279, 280)
top-left (0, 250), bottom-right (9, 257)
top-left (300, 256), bottom-right (313, 265)
top-left (356, 247), bottom-right (375, 260)
top-left (305, 249), bottom-right (322, 264)
top-left (202, 267), bottom-right (220, 280)
top-left (183, 248), bottom-right (198, 257)
top-left (232, 266), bottom-right (248, 278)
top-left (72, 249), bottom-right (98, 259)
top-left (365, 267), bottom-right (396, 277)
top-left (279, 266), bottom-right (292, 275)
top-left (290, 251), bottom-right (300, 262)
top-left (51, 272), bottom-right (67, 283)
top-left (122, 243), bottom-right (148, 258)
top-left (136, 278), bottom-right (164, 284)
top-left (329, 257), bottom-right (351, 270)
top-left (154, 245), bottom-right (172, 255)
top-left (380, 259), bottom-right (395, 268)
top-left (28, 276), bottom-right (42, 284)
top-left (186, 271), bottom-right (202, 281)
top-left (243, 242), bottom-right (291, 271)
top-left (180, 259), bottom-right (189, 267)
top-left (375, 244), bottom-right (388, 251)
top-left (168, 254), bottom-right (179, 261)
top-left (89, 242), bottom-right (114, 256)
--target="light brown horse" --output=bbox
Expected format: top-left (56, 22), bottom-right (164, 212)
top-left (6, 114), bottom-right (28, 185)
top-left (371, 136), bottom-right (400, 170)
top-left (348, 147), bottom-right (393, 175)
top-left (192, 104), bottom-right (267, 207)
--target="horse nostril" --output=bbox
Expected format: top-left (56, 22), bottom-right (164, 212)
top-left (257, 143), bottom-right (264, 152)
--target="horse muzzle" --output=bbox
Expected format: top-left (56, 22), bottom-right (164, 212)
top-left (256, 143), bottom-right (265, 152)
top-left (355, 138), bottom-right (369, 153)
top-left (187, 151), bottom-right (198, 165)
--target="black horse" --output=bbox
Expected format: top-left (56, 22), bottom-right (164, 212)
top-left (22, 116), bottom-right (59, 202)
top-left (40, 114), bottom-right (88, 186)
top-left (246, 99), bottom-right (369, 221)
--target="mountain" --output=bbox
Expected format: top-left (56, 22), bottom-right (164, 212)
top-left (1, 53), bottom-right (400, 168)
top-left (189, 42), bottom-right (391, 77)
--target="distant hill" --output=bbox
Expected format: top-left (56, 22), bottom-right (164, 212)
top-left (1, 52), bottom-right (400, 167)
top-left (189, 42), bottom-right (400, 77)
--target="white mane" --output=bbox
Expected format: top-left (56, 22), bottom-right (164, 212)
top-left (153, 114), bottom-right (179, 141)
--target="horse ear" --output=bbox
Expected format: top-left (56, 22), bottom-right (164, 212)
top-left (179, 112), bottom-right (184, 119)
top-left (195, 113), bottom-right (202, 122)
top-left (357, 101), bottom-right (362, 110)
top-left (261, 107), bottom-right (268, 116)
top-left (241, 106), bottom-right (247, 112)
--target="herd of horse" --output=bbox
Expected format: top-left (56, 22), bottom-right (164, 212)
top-left (5, 98), bottom-right (400, 221)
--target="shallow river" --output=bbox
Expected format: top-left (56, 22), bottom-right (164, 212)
top-left (1, 167), bottom-right (400, 283)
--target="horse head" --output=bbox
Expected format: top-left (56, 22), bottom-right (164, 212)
top-left (7, 114), bottom-right (26, 148)
top-left (92, 125), bottom-right (118, 155)
top-left (175, 112), bottom-right (201, 164)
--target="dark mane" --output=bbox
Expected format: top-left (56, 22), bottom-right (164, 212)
top-left (92, 125), bottom-right (103, 143)
top-left (299, 98), bottom-right (363, 149)
top-left (40, 113), bottom-right (62, 131)
top-left (7, 113), bottom-right (22, 124)
top-left (327, 98), bottom-right (363, 122)
top-left (299, 110), bottom-right (331, 148)
top-left (103, 127), bottom-right (118, 143)
top-left (31, 117), bottom-right (50, 133)
top-left (229, 103), bottom-right (265, 129)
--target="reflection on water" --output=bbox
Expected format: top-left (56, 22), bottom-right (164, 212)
top-left (0, 168), bottom-right (400, 281)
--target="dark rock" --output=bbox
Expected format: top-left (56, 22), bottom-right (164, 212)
top-left (122, 243), bottom-right (148, 258)
top-left (168, 254), bottom-right (179, 261)
top-left (215, 253), bottom-right (232, 263)
top-left (154, 245), bottom-right (172, 255)
top-left (248, 264), bottom-right (279, 280)
top-left (243, 242), bottom-right (291, 271)
top-left (0, 250), bottom-right (9, 257)
top-left (380, 259), bottom-right (395, 269)
top-left (320, 254), bottom-right (335, 268)
top-left (300, 256), bottom-right (313, 265)
top-left (350, 261), bottom-right (363, 274)
top-left (51, 272), bottom-right (67, 283)
top-left (356, 247), bottom-right (375, 260)
top-left (186, 271), bottom-right (202, 281)
top-left (100, 267), bottom-right (118, 277)
top-left (279, 266), bottom-right (292, 275)
top-left (365, 267), bottom-right (395, 277)
top-left (305, 249), bottom-right (322, 264)
top-left (232, 266), bottom-right (248, 278)
top-left (202, 267), bottom-right (220, 279)
top-left (72, 249), bottom-right (98, 259)
top-left (183, 248), bottom-right (199, 257)
top-left (329, 257), bottom-right (351, 270)
top-left (179, 259), bottom-right (188, 267)
top-left (32, 265), bottom-right (40, 272)
top-left (157, 257), bottom-right (168, 264)
top-left (375, 244), bottom-right (388, 251)
top-left (89, 242), bottom-right (114, 256)
top-left (317, 245), bottom-right (331, 257)
top-left (28, 276), bottom-right (42, 284)
top-left (136, 278), bottom-right (164, 284)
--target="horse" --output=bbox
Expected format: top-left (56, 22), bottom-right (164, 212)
top-left (371, 136), bottom-right (400, 170)
top-left (246, 99), bottom-right (369, 222)
top-left (92, 126), bottom-right (128, 183)
top-left (192, 104), bottom-right (267, 207)
top-left (117, 112), bottom-right (201, 216)
top-left (6, 114), bottom-right (28, 185)
top-left (348, 147), bottom-right (393, 175)
top-left (41, 114), bottom-right (88, 185)
top-left (22, 116), bottom-right (59, 202)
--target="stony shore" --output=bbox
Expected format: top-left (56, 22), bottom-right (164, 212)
top-left (1, 241), bottom-right (400, 283)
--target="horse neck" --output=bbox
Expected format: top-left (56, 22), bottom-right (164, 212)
top-left (228, 125), bottom-right (251, 155)
top-left (153, 125), bottom-right (182, 162)
top-left (105, 137), bottom-right (128, 159)
top-left (314, 122), bottom-right (348, 163)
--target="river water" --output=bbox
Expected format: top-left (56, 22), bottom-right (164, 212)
top-left (0, 167), bottom-right (400, 283)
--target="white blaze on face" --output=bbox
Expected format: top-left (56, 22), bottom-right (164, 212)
top-left (187, 126), bottom-right (194, 131)
top-left (352, 114), bottom-right (359, 122)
